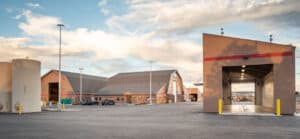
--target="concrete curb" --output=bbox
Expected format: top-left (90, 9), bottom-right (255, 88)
top-left (42, 108), bottom-right (81, 112)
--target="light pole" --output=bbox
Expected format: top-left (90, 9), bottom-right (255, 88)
top-left (149, 60), bottom-right (153, 105)
top-left (189, 73), bottom-right (192, 102)
top-left (57, 24), bottom-right (64, 107)
top-left (173, 79), bottom-right (177, 103)
top-left (79, 67), bottom-right (84, 104)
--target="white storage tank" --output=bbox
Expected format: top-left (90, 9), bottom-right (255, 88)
top-left (0, 62), bottom-right (12, 112)
top-left (11, 59), bottom-right (41, 113)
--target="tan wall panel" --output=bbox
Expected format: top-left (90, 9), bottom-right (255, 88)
top-left (255, 79), bottom-right (263, 105)
top-left (273, 55), bottom-right (295, 114)
top-left (262, 72), bottom-right (274, 108)
top-left (0, 63), bottom-right (12, 112)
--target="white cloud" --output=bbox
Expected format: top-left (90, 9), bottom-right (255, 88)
top-left (101, 8), bottom-right (110, 15)
top-left (26, 3), bottom-right (41, 8)
top-left (98, 0), bottom-right (107, 7)
top-left (1, 10), bottom-right (202, 84)
top-left (0, 37), bottom-right (57, 62)
top-left (98, 0), bottom-right (110, 15)
top-left (107, 0), bottom-right (300, 35)
top-left (15, 10), bottom-right (31, 20)
top-left (15, 10), bottom-right (63, 48)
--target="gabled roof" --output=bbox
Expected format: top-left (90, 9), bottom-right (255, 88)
top-left (97, 70), bottom-right (178, 95)
top-left (42, 70), bottom-right (107, 94)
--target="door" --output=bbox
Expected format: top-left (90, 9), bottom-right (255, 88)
top-left (49, 83), bottom-right (58, 102)
top-left (126, 95), bottom-right (132, 104)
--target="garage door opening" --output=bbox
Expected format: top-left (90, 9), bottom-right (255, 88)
top-left (222, 64), bottom-right (274, 114)
top-left (231, 82), bottom-right (255, 105)
top-left (49, 82), bottom-right (58, 103)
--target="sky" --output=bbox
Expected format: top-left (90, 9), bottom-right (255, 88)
top-left (0, 0), bottom-right (300, 91)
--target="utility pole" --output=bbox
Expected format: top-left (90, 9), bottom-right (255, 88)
top-left (149, 60), bottom-right (153, 105)
top-left (189, 73), bottom-right (192, 102)
top-left (79, 67), bottom-right (84, 104)
top-left (57, 24), bottom-right (64, 108)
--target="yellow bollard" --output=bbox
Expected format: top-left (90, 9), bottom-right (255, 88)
top-left (218, 99), bottom-right (222, 115)
top-left (61, 104), bottom-right (65, 111)
top-left (42, 101), bottom-right (46, 108)
top-left (276, 99), bottom-right (281, 116)
top-left (18, 104), bottom-right (23, 115)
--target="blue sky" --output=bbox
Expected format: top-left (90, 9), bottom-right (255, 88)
top-left (0, 0), bottom-right (126, 35)
top-left (0, 0), bottom-right (300, 90)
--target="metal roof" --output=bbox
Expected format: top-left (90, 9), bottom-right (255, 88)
top-left (43, 70), bottom-right (107, 94)
top-left (97, 70), bottom-right (178, 95)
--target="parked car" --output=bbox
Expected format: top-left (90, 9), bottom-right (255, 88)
top-left (101, 99), bottom-right (115, 106)
top-left (80, 100), bottom-right (99, 105)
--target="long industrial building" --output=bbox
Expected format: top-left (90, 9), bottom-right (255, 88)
top-left (41, 70), bottom-right (185, 104)
top-left (97, 70), bottom-right (185, 104)
top-left (203, 33), bottom-right (295, 115)
top-left (41, 70), bottom-right (107, 104)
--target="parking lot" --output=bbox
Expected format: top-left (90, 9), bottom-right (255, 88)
top-left (0, 102), bottom-right (300, 139)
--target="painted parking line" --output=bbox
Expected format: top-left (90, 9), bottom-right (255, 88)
top-left (221, 113), bottom-right (276, 116)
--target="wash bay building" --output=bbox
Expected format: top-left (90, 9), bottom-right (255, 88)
top-left (202, 33), bottom-right (296, 115)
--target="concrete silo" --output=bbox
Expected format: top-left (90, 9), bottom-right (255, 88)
top-left (0, 58), bottom-right (41, 113)
top-left (12, 59), bottom-right (41, 113)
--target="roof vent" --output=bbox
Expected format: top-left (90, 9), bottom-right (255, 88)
top-left (221, 27), bottom-right (224, 35)
top-left (269, 34), bottom-right (273, 43)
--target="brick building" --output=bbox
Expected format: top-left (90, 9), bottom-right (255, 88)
top-left (186, 88), bottom-right (199, 102)
top-left (97, 70), bottom-right (185, 104)
top-left (203, 33), bottom-right (295, 114)
top-left (41, 70), bottom-right (185, 104)
top-left (41, 70), bottom-right (107, 104)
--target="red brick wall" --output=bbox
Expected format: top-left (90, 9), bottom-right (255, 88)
top-left (95, 95), bottom-right (126, 103)
top-left (41, 71), bottom-right (74, 103)
top-left (96, 94), bottom-right (155, 104)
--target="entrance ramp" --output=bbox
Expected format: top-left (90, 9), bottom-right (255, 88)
top-left (222, 105), bottom-right (275, 116)
top-left (222, 112), bottom-right (275, 116)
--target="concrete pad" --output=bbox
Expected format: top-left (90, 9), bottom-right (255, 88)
top-left (221, 112), bottom-right (276, 116)
top-left (223, 105), bottom-right (273, 113)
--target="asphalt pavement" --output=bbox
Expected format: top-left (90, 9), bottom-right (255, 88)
top-left (0, 102), bottom-right (299, 139)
